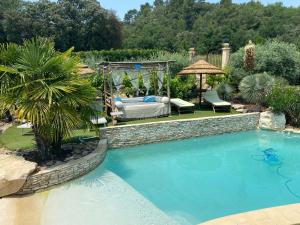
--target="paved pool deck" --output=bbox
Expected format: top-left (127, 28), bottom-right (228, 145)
top-left (200, 204), bottom-right (300, 225)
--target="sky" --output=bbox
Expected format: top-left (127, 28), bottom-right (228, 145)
top-left (100, 0), bottom-right (300, 19)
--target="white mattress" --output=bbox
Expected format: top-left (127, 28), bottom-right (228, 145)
top-left (120, 102), bottom-right (169, 119)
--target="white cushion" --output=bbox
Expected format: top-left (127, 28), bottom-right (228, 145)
top-left (161, 97), bottom-right (169, 104)
top-left (90, 117), bottom-right (107, 125)
top-left (115, 101), bottom-right (124, 108)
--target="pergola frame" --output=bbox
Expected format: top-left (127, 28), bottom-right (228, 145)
top-left (97, 61), bottom-right (175, 116)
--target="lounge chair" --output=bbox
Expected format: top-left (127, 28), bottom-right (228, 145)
top-left (90, 117), bottom-right (107, 126)
top-left (203, 90), bottom-right (231, 113)
top-left (170, 98), bottom-right (195, 114)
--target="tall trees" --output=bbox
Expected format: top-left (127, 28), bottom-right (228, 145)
top-left (123, 0), bottom-right (300, 53)
top-left (1, 0), bottom-right (122, 51)
top-left (1, 0), bottom-right (300, 53)
top-left (0, 0), bottom-right (21, 43)
top-left (124, 9), bottom-right (138, 25)
top-left (55, 0), bottom-right (122, 50)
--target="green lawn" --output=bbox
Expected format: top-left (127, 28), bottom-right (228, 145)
top-left (0, 125), bottom-right (97, 151)
top-left (112, 108), bottom-right (238, 126)
top-left (0, 107), bottom-right (238, 150)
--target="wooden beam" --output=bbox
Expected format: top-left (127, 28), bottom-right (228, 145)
top-left (102, 65), bottom-right (108, 115)
top-left (97, 60), bottom-right (175, 66)
top-left (199, 74), bottom-right (203, 106)
top-left (166, 62), bottom-right (171, 115)
top-left (109, 66), bottom-right (115, 113)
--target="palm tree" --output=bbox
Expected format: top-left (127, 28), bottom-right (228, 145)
top-left (0, 38), bottom-right (97, 161)
top-left (239, 72), bottom-right (274, 110)
top-left (0, 43), bottom-right (21, 121)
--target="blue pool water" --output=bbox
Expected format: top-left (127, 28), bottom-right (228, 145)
top-left (96, 130), bottom-right (300, 224)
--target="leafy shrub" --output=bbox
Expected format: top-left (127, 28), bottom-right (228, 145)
top-left (239, 72), bottom-right (274, 106)
top-left (230, 40), bottom-right (300, 86)
top-left (217, 82), bottom-right (233, 101)
top-left (170, 76), bottom-right (197, 100)
top-left (227, 67), bottom-right (250, 89)
top-left (255, 41), bottom-right (300, 84)
top-left (267, 85), bottom-right (300, 127)
top-left (89, 73), bottom-right (103, 91)
top-left (206, 75), bottom-right (226, 89)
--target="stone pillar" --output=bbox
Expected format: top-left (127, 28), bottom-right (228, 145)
top-left (221, 43), bottom-right (230, 69)
top-left (188, 48), bottom-right (196, 61)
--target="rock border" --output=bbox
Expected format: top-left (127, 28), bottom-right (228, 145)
top-left (16, 139), bottom-right (107, 195)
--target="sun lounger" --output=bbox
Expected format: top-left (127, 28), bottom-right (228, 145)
top-left (90, 117), bottom-right (107, 126)
top-left (170, 98), bottom-right (195, 114)
top-left (17, 122), bottom-right (33, 135)
top-left (203, 90), bottom-right (231, 113)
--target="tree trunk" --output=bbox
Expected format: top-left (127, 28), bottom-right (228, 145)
top-left (32, 126), bottom-right (50, 162)
top-left (51, 134), bottom-right (63, 158)
top-left (5, 110), bottom-right (13, 122)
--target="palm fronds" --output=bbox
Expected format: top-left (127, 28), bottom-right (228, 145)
top-left (0, 37), bottom-right (97, 160)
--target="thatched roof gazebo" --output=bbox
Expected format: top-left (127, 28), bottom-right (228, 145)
top-left (178, 60), bottom-right (224, 105)
top-left (78, 64), bottom-right (96, 75)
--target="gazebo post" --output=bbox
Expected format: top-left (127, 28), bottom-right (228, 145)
top-left (199, 73), bottom-right (203, 107)
top-left (166, 61), bottom-right (171, 115)
top-left (108, 64), bottom-right (115, 112)
top-left (99, 66), bottom-right (108, 115)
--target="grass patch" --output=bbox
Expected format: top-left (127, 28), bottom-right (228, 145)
top-left (0, 125), bottom-right (35, 150)
top-left (0, 107), bottom-right (238, 150)
top-left (0, 125), bottom-right (97, 151)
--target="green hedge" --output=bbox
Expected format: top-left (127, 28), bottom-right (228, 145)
top-left (229, 40), bottom-right (300, 87)
top-left (267, 84), bottom-right (300, 127)
top-left (75, 49), bottom-right (162, 61)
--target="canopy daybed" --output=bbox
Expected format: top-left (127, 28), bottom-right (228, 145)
top-left (98, 61), bottom-right (174, 122)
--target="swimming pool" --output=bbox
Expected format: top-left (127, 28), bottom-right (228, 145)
top-left (97, 130), bottom-right (300, 224)
top-left (12, 130), bottom-right (300, 225)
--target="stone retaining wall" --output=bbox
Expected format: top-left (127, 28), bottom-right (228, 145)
top-left (100, 113), bottom-right (260, 149)
top-left (17, 139), bottom-right (107, 194)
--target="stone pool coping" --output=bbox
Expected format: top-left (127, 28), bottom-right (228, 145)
top-left (199, 203), bottom-right (300, 225)
top-left (16, 139), bottom-right (108, 195)
top-left (100, 112), bottom-right (261, 149)
top-left (107, 112), bottom-right (259, 128)
top-left (284, 127), bottom-right (300, 134)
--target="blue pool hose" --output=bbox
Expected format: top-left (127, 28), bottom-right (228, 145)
top-left (251, 148), bottom-right (300, 200)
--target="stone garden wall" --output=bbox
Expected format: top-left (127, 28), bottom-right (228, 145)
top-left (16, 139), bottom-right (107, 194)
top-left (100, 113), bottom-right (260, 149)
